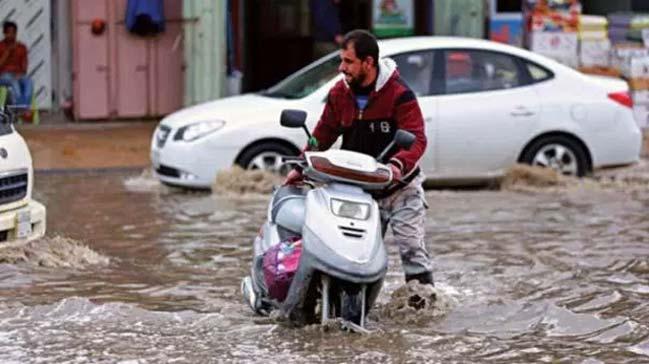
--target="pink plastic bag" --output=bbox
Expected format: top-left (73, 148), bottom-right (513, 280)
top-left (263, 237), bottom-right (302, 302)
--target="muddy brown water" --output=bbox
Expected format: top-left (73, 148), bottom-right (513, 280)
top-left (0, 167), bottom-right (648, 363)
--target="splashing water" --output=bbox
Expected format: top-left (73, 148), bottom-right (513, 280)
top-left (500, 162), bottom-right (649, 193)
top-left (0, 236), bottom-right (110, 269)
top-left (212, 166), bottom-right (282, 196)
top-left (499, 164), bottom-right (569, 191)
top-left (123, 168), bottom-right (170, 193)
top-left (373, 281), bottom-right (457, 325)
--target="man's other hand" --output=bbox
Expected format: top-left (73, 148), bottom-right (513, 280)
top-left (284, 169), bottom-right (303, 185)
top-left (389, 163), bottom-right (402, 184)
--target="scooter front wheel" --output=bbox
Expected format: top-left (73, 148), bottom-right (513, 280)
top-left (340, 284), bottom-right (367, 327)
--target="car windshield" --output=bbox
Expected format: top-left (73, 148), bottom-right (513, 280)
top-left (262, 53), bottom-right (340, 99)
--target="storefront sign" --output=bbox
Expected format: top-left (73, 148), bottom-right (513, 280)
top-left (372, 0), bottom-right (414, 37)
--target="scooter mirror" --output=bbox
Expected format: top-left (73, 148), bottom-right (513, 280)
top-left (394, 129), bottom-right (416, 150)
top-left (376, 129), bottom-right (417, 163)
top-left (280, 109), bottom-right (307, 128)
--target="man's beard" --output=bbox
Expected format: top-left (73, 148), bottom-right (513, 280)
top-left (346, 70), bottom-right (367, 89)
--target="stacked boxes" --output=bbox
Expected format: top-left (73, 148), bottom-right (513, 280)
top-left (531, 32), bottom-right (579, 67)
top-left (579, 15), bottom-right (608, 40)
top-left (611, 44), bottom-right (649, 128)
top-left (579, 15), bottom-right (610, 68)
top-left (607, 13), bottom-right (649, 45)
top-left (608, 13), bottom-right (633, 44)
top-left (528, 0), bottom-right (581, 68)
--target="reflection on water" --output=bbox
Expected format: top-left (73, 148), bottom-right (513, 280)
top-left (0, 168), bottom-right (647, 362)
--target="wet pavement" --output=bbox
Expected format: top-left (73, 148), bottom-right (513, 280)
top-left (0, 169), bottom-right (648, 363)
top-left (18, 122), bottom-right (156, 170)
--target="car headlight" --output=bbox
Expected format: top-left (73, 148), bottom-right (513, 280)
top-left (174, 120), bottom-right (226, 142)
top-left (330, 198), bottom-right (370, 220)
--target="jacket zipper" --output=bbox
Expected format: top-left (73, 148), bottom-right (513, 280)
top-left (356, 91), bottom-right (375, 121)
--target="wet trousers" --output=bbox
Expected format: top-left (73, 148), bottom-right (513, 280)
top-left (378, 174), bottom-right (433, 276)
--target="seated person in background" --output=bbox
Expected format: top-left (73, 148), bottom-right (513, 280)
top-left (0, 21), bottom-right (33, 112)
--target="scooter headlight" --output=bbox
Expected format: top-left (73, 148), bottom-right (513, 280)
top-left (330, 198), bottom-right (370, 220)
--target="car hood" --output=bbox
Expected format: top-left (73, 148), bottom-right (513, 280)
top-left (160, 94), bottom-right (298, 129)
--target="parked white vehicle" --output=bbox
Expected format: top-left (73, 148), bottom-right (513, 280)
top-left (0, 116), bottom-right (46, 243)
top-left (151, 36), bottom-right (642, 189)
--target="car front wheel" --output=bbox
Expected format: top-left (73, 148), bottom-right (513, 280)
top-left (236, 142), bottom-right (297, 175)
top-left (520, 136), bottom-right (590, 177)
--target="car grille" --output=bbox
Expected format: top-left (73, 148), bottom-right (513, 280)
top-left (0, 170), bottom-right (28, 205)
top-left (156, 164), bottom-right (180, 178)
top-left (156, 125), bottom-right (171, 148)
top-left (339, 226), bottom-right (366, 239)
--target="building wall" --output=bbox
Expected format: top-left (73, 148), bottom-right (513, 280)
top-left (0, 0), bottom-right (53, 109)
top-left (183, 0), bottom-right (227, 106)
top-left (71, 0), bottom-right (184, 120)
top-left (52, 0), bottom-right (73, 112)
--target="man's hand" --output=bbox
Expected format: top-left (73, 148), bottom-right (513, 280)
top-left (389, 163), bottom-right (403, 187)
top-left (283, 169), bottom-right (303, 185)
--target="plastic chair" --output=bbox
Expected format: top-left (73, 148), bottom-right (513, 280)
top-left (0, 85), bottom-right (39, 124)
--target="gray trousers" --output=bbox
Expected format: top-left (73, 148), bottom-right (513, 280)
top-left (378, 174), bottom-right (433, 276)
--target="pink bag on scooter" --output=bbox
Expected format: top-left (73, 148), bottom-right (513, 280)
top-left (263, 237), bottom-right (302, 302)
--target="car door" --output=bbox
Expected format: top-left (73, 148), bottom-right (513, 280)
top-left (435, 49), bottom-right (540, 177)
top-left (391, 50), bottom-right (438, 174)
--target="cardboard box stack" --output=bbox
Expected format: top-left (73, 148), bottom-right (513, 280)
top-left (529, 0), bottom-right (581, 68)
top-left (625, 15), bottom-right (649, 44)
top-left (578, 15), bottom-right (610, 69)
top-left (610, 43), bottom-right (649, 128)
top-left (608, 13), bottom-right (635, 45)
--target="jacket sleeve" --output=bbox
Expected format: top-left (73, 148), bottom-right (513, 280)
top-left (390, 89), bottom-right (427, 175)
top-left (310, 91), bottom-right (341, 151)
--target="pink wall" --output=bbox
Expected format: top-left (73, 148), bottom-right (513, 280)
top-left (72, 0), bottom-right (184, 120)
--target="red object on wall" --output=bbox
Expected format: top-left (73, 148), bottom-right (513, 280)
top-left (91, 18), bottom-right (106, 35)
top-left (72, 0), bottom-right (184, 120)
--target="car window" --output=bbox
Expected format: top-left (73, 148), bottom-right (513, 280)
top-left (392, 51), bottom-right (435, 96)
top-left (526, 62), bottom-right (553, 82)
top-left (263, 53), bottom-right (340, 99)
top-left (444, 50), bottom-right (523, 95)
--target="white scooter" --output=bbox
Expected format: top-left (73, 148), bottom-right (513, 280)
top-left (242, 109), bottom-right (416, 329)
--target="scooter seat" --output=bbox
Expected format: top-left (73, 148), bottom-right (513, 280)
top-left (271, 185), bottom-right (306, 234)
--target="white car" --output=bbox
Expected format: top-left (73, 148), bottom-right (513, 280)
top-left (0, 114), bottom-right (46, 243)
top-left (151, 36), bottom-right (641, 189)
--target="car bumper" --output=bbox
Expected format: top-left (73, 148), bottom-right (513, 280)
top-left (151, 139), bottom-right (240, 189)
top-left (0, 200), bottom-right (46, 244)
top-left (591, 112), bottom-right (643, 168)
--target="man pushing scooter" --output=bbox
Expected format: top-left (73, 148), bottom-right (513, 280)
top-left (242, 30), bottom-right (433, 326)
top-left (286, 29), bottom-right (433, 286)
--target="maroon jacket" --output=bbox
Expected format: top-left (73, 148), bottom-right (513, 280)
top-left (311, 58), bottom-right (427, 188)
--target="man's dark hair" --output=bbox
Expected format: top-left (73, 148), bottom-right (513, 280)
top-left (341, 30), bottom-right (379, 67)
top-left (3, 21), bottom-right (17, 33)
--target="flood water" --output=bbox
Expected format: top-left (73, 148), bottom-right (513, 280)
top-left (1, 168), bottom-right (648, 363)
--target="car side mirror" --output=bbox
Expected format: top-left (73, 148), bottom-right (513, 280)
top-left (280, 109), bottom-right (307, 128)
top-left (394, 129), bottom-right (416, 150)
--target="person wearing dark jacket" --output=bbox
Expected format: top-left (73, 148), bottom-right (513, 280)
top-left (310, 0), bottom-right (344, 58)
top-left (285, 29), bottom-right (434, 285)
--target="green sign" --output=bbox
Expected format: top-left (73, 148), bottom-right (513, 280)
top-left (373, 0), bottom-right (414, 38)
